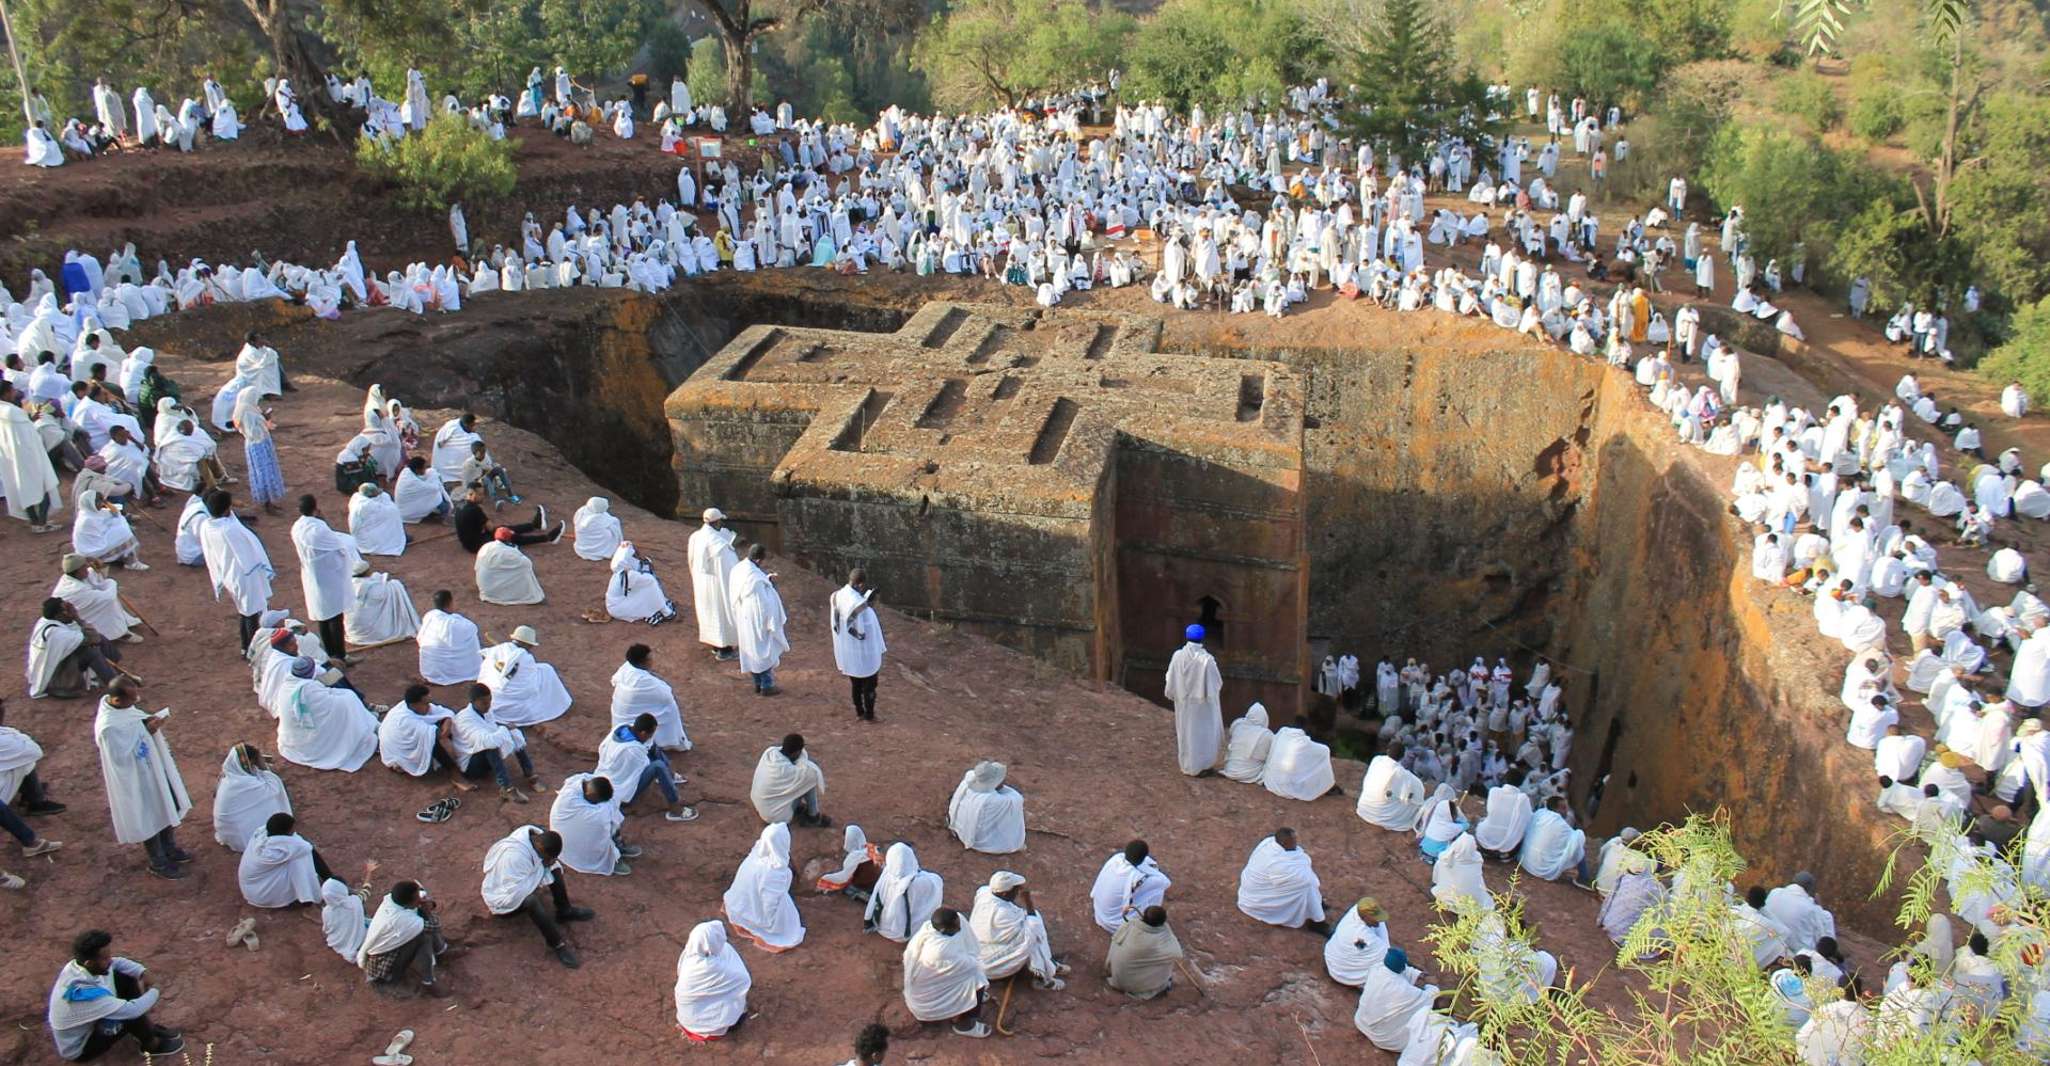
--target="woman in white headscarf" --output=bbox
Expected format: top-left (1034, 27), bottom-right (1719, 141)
top-left (864, 841), bottom-right (943, 942)
top-left (722, 823), bottom-right (805, 951)
top-left (212, 743), bottom-right (290, 851)
top-left (1222, 702), bottom-right (1274, 783)
top-left (606, 541), bottom-right (676, 624)
top-left (814, 823), bottom-right (879, 894)
top-left (673, 920), bottom-right (752, 1041)
top-left (573, 496), bottom-right (622, 560)
top-left (71, 489), bottom-right (143, 566)
top-left (321, 878), bottom-right (369, 962)
top-left (1430, 832), bottom-right (1493, 912)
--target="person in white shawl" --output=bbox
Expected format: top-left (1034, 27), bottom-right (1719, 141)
top-left (674, 921), bottom-right (753, 1040)
top-left (232, 334), bottom-right (283, 398)
top-left (1474, 781), bottom-right (1535, 858)
top-left (357, 880), bottom-right (448, 993)
top-left (378, 685), bottom-right (463, 782)
top-left (902, 909), bottom-right (992, 1037)
top-left (1431, 832), bottom-right (1493, 912)
top-left (321, 878), bottom-right (369, 963)
top-left (723, 822), bottom-right (805, 951)
top-left (1357, 753), bottom-right (1428, 830)
top-left (947, 759), bottom-right (1026, 854)
top-left (1355, 948), bottom-right (1441, 1050)
top-left (548, 772), bottom-right (626, 876)
top-left (728, 544), bottom-right (789, 693)
top-left (750, 733), bottom-right (828, 825)
top-left (45, 931), bottom-right (185, 1060)
top-left (274, 657), bottom-right (380, 772)
top-left (93, 682), bottom-right (192, 877)
top-left (452, 686), bottom-right (545, 801)
top-left (0, 389), bottom-right (61, 531)
top-left (237, 811), bottom-right (329, 908)
top-left (416, 591), bottom-right (482, 685)
top-left (197, 491), bottom-right (274, 646)
top-left (610, 642), bottom-right (688, 748)
top-left (1324, 896), bottom-right (1392, 986)
top-left (1236, 829), bottom-right (1328, 931)
top-left (1091, 840), bottom-right (1172, 932)
top-left (865, 841), bottom-right (944, 942)
top-left (481, 825), bottom-right (591, 967)
top-left (830, 569), bottom-right (887, 720)
top-left (606, 540), bottom-right (678, 624)
top-left (394, 456), bottom-right (450, 522)
top-left (291, 496), bottom-right (358, 656)
top-left (970, 871), bottom-right (1067, 989)
top-left (687, 508), bottom-right (740, 658)
top-left (572, 496), bottom-right (621, 560)
top-left (1164, 624), bottom-right (1223, 774)
top-left (476, 527), bottom-right (545, 605)
top-left (1762, 872), bottom-right (1837, 954)
top-left (346, 483), bottom-right (406, 556)
top-left (1264, 720), bottom-right (1337, 800)
top-left (430, 413), bottom-right (482, 482)
top-left (71, 491), bottom-right (143, 568)
top-left (211, 743), bottom-right (289, 852)
top-left (54, 553), bottom-right (141, 642)
top-left (345, 560), bottom-right (420, 648)
top-left (1222, 702), bottom-right (1274, 783)
top-left (480, 625), bottom-right (573, 726)
top-left (1516, 797), bottom-right (1586, 880)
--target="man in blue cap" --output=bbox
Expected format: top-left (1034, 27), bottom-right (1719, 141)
top-left (1164, 624), bottom-right (1222, 775)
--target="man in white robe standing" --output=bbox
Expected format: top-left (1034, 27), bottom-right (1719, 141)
top-left (0, 383), bottom-right (61, 532)
top-left (479, 625), bottom-right (573, 727)
top-left (233, 332), bottom-right (285, 398)
top-left (946, 760), bottom-right (1026, 854)
top-left (290, 495), bottom-right (357, 660)
top-left (729, 544), bottom-right (789, 695)
top-left (969, 871), bottom-right (1067, 990)
top-left (1164, 624), bottom-right (1222, 775)
top-left (415, 590), bottom-right (482, 684)
top-left (831, 568), bottom-right (885, 721)
top-left (688, 508), bottom-right (740, 659)
top-left (237, 811), bottom-right (332, 907)
top-left (197, 490), bottom-right (273, 648)
top-left (610, 642), bottom-right (688, 750)
top-left (1236, 828), bottom-right (1329, 933)
top-left (93, 681), bottom-right (192, 879)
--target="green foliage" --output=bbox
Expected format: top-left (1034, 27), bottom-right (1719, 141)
top-left (684, 37), bottom-right (766, 110)
top-left (0, 0), bottom-right (268, 144)
top-left (1345, 0), bottom-right (1498, 163)
top-left (1825, 196), bottom-right (1948, 307)
top-left (914, 0), bottom-right (1134, 112)
top-left (1504, 0), bottom-right (1733, 109)
top-left (354, 113), bottom-right (516, 211)
top-left (1774, 70), bottom-right (1842, 131)
top-left (1848, 85), bottom-right (1904, 140)
top-left (1700, 120), bottom-right (1844, 260)
top-left (645, 20), bottom-right (694, 84)
top-left (1980, 296), bottom-right (2050, 403)
top-left (1122, 0), bottom-right (1327, 112)
top-left (1555, 24), bottom-right (1667, 109)
top-left (1608, 64), bottom-right (1737, 202)
top-left (536, 0), bottom-right (657, 81)
top-left (1948, 91), bottom-right (2050, 309)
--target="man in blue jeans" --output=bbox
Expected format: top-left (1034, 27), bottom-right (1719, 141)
top-left (453, 685), bottom-right (546, 803)
top-left (597, 713), bottom-right (698, 823)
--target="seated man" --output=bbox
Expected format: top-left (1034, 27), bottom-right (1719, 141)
top-left (1323, 897), bottom-right (1392, 987)
top-left (393, 456), bottom-right (452, 523)
top-left (946, 760), bottom-right (1025, 854)
top-left (609, 642), bottom-right (687, 749)
top-left (1106, 905), bottom-right (1183, 1000)
top-left (237, 811), bottom-right (334, 908)
top-left (864, 841), bottom-right (944, 942)
top-left (415, 590), bottom-right (481, 685)
top-left (1090, 839), bottom-right (1172, 932)
top-left (26, 597), bottom-right (126, 699)
top-left (478, 625), bottom-right (572, 727)
top-left (45, 929), bottom-right (184, 1060)
top-left (345, 483), bottom-right (405, 556)
top-left (451, 685), bottom-right (546, 803)
top-left (1762, 872), bottom-right (1837, 955)
top-left (377, 685), bottom-right (465, 786)
top-left (1263, 718), bottom-right (1337, 801)
top-left (1235, 828), bottom-right (1328, 934)
top-left (453, 484), bottom-right (558, 554)
top-left (548, 772), bottom-right (629, 876)
top-left (357, 879), bottom-right (449, 997)
top-left (1354, 753), bottom-right (1427, 831)
top-left (1517, 796), bottom-right (1586, 881)
top-left (1353, 949), bottom-right (1439, 1050)
top-left (749, 733), bottom-right (828, 826)
top-left (968, 871), bottom-right (1067, 990)
top-left (1598, 866), bottom-right (1667, 945)
top-left (1473, 780), bottom-right (1535, 860)
top-left (595, 713), bottom-right (698, 822)
top-left (273, 657), bottom-right (380, 772)
top-left (476, 527), bottom-right (545, 605)
top-left (480, 825), bottom-right (591, 968)
top-left (901, 909), bottom-right (991, 1039)
top-left (53, 554), bottom-right (140, 644)
top-left (462, 438), bottom-right (520, 506)
top-left (344, 559), bottom-right (420, 649)
top-left (430, 412), bottom-right (483, 483)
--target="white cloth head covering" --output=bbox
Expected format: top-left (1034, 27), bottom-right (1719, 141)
top-left (212, 745), bottom-right (290, 851)
top-left (673, 920), bottom-right (752, 1037)
top-left (721, 822), bottom-right (804, 949)
top-left (321, 878), bottom-right (367, 961)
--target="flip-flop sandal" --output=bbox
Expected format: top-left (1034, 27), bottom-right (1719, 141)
top-left (371, 1055), bottom-right (413, 1066)
top-left (224, 917), bottom-right (256, 947)
top-left (415, 800), bottom-right (454, 824)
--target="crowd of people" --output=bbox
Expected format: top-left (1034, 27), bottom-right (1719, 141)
top-left (4, 54), bottom-right (2048, 1062)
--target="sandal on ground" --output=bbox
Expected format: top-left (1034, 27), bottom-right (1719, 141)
top-left (953, 1021), bottom-right (992, 1038)
top-left (416, 799), bottom-right (456, 823)
top-left (224, 917), bottom-right (257, 947)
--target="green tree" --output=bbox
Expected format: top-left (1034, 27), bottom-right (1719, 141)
top-left (537, 0), bottom-right (657, 82)
top-left (1700, 120), bottom-right (1847, 261)
top-left (1554, 23), bottom-right (1667, 109)
top-left (1980, 295), bottom-right (2050, 403)
top-left (1123, 0), bottom-right (1327, 112)
top-left (1345, 0), bottom-right (1496, 162)
top-left (1947, 92), bottom-right (2050, 309)
top-left (914, 0), bottom-right (1134, 112)
top-left (689, 0), bottom-right (923, 115)
top-left (355, 112), bottom-right (517, 210)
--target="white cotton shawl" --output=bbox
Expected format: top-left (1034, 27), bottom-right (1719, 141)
top-left (673, 921), bottom-right (752, 1036)
top-left (290, 515), bottom-right (358, 621)
top-left (748, 745), bottom-right (822, 823)
top-left (1263, 727), bottom-right (1336, 801)
top-left (610, 661), bottom-right (686, 748)
top-left (1090, 853), bottom-right (1171, 932)
top-left (902, 920), bottom-right (989, 1022)
top-left (480, 642), bottom-right (572, 727)
top-left (475, 540), bottom-right (544, 605)
top-left (816, 824), bottom-right (870, 891)
top-left (238, 826), bottom-right (321, 907)
top-left (968, 884), bottom-right (1038, 979)
top-left (946, 761), bottom-right (1026, 854)
top-left (0, 402), bottom-right (59, 521)
top-left (212, 748), bottom-right (290, 850)
top-left (727, 559), bottom-right (789, 674)
top-left (572, 497), bottom-right (621, 560)
top-left (25, 618), bottom-right (83, 698)
top-left (865, 842), bottom-right (943, 942)
top-left (274, 677), bottom-right (380, 772)
top-left (415, 609), bottom-right (481, 684)
top-left (1431, 833), bottom-right (1493, 912)
top-left (1517, 809), bottom-right (1585, 880)
top-left (346, 571), bottom-right (421, 647)
top-left (356, 893), bottom-right (426, 969)
top-left (200, 514), bottom-right (273, 615)
top-left (93, 698), bottom-right (190, 844)
top-left (480, 826), bottom-right (551, 915)
top-left (722, 823), bottom-right (805, 949)
top-left (1222, 703), bottom-right (1273, 783)
top-left (321, 879), bottom-right (367, 962)
top-left (1356, 755), bottom-right (1427, 830)
top-left (687, 523), bottom-right (739, 646)
top-left (1324, 905), bottom-right (1390, 987)
top-left (1474, 785), bottom-right (1534, 852)
top-left (1236, 836), bottom-right (1325, 927)
top-left (347, 489), bottom-right (406, 556)
top-left (1355, 964), bottom-right (1438, 1050)
top-left (1164, 641), bottom-right (1223, 774)
top-left (548, 773), bottom-right (623, 875)
top-left (394, 467), bottom-right (448, 522)
top-left (377, 703), bottom-right (452, 776)
top-left (595, 724), bottom-right (652, 803)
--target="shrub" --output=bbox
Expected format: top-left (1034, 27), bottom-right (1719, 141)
top-left (1774, 70), bottom-right (1841, 133)
top-left (1848, 87), bottom-right (1904, 142)
top-left (355, 115), bottom-right (516, 212)
top-left (1981, 296), bottom-right (2050, 404)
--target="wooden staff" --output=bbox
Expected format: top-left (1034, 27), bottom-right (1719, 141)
top-left (1176, 959), bottom-right (1207, 998)
top-left (117, 593), bottom-right (160, 637)
top-left (992, 974), bottom-right (1018, 1036)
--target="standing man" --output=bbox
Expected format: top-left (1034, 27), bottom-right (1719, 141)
top-left (830, 568), bottom-right (885, 721)
top-left (198, 489), bottom-right (272, 648)
top-left (290, 495), bottom-right (356, 662)
top-left (729, 544), bottom-right (788, 696)
top-left (46, 929), bottom-right (184, 1060)
top-left (688, 507), bottom-right (740, 660)
top-left (1164, 624), bottom-right (1222, 775)
top-left (92, 681), bottom-right (191, 879)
